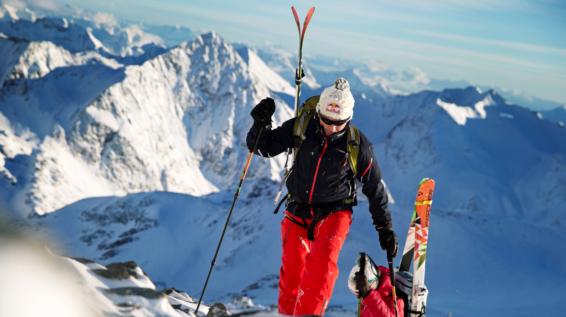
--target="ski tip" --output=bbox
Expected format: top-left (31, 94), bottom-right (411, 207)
top-left (418, 178), bottom-right (435, 186)
top-left (291, 6), bottom-right (301, 34)
top-left (307, 6), bottom-right (316, 17)
top-left (300, 7), bottom-right (316, 41)
top-left (303, 7), bottom-right (316, 29)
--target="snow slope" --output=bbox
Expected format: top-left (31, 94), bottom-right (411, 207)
top-left (1, 9), bottom-right (565, 317)
top-left (1, 29), bottom-right (293, 216)
top-left (0, 224), bottom-right (198, 317)
top-left (0, 3), bottom-right (168, 61)
top-left (0, 34), bottom-right (121, 88)
top-left (34, 179), bottom-right (566, 317)
top-left (0, 15), bottom-right (104, 53)
top-left (32, 85), bottom-right (566, 316)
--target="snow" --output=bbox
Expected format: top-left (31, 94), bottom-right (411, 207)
top-left (240, 47), bottom-right (294, 95)
top-left (0, 38), bottom-right (120, 86)
top-left (0, 238), bottom-right (98, 317)
top-left (0, 227), bottom-right (199, 317)
top-left (473, 94), bottom-right (494, 118)
top-left (0, 6), bottom-right (168, 59)
top-left (435, 98), bottom-right (477, 125)
top-left (0, 27), bottom-right (295, 215)
top-left (252, 44), bottom-right (320, 90)
top-left (28, 131), bottom-right (123, 215)
top-left (435, 94), bottom-right (495, 125)
top-left (1, 6), bottom-right (565, 317)
top-left (0, 3), bottom-right (20, 21)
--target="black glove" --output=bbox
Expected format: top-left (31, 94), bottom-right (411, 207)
top-left (378, 228), bottom-right (398, 258)
top-left (251, 98), bottom-right (275, 126)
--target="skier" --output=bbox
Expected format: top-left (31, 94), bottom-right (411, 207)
top-left (246, 78), bottom-right (398, 317)
top-left (348, 253), bottom-right (404, 317)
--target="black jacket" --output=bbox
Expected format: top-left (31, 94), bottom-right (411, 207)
top-left (246, 116), bottom-right (392, 232)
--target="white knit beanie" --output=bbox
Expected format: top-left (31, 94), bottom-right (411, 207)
top-left (316, 77), bottom-right (355, 121)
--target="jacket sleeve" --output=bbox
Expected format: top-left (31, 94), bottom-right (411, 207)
top-left (246, 118), bottom-right (295, 157)
top-left (356, 134), bottom-right (393, 231)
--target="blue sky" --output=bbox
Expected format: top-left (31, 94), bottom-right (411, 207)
top-left (33, 0), bottom-right (566, 104)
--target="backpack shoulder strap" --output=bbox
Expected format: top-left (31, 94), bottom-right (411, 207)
top-left (293, 95), bottom-right (320, 142)
top-left (347, 124), bottom-right (361, 176)
top-left (291, 96), bottom-right (360, 176)
top-left (292, 96), bottom-right (320, 163)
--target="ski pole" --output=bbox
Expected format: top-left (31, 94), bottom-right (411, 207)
top-left (357, 252), bottom-right (368, 317)
top-left (194, 127), bottom-right (265, 316)
top-left (387, 251), bottom-right (399, 317)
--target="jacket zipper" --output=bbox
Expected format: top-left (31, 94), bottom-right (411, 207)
top-left (308, 138), bottom-right (329, 206)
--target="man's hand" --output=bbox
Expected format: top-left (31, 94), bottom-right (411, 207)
top-left (251, 98), bottom-right (275, 126)
top-left (378, 228), bottom-right (398, 258)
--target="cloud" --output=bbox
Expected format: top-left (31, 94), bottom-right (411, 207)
top-left (2, 0), bottom-right (61, 12)
top-left (91, 12), bottom-right (119, 28)
top-left (384, 0), bottom-right (533, 12)
top-left (29, 0), bottom-right (59, 11)
top-left (315, 26), bottom-right (542, 68)
top-left (412, 30), bottom-right (566, 58)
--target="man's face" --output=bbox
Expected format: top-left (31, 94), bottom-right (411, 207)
top-left (318, 103), bottom-right (349, 136)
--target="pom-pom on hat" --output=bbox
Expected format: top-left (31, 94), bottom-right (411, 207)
top-left (316, 77), bottom-right (355, 121)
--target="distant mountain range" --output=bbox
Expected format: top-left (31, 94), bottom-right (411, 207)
top-left (1, 4), bottom-right (565, 317)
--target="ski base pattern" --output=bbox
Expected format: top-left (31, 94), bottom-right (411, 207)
top-left (397, 178), bottom-right (435, 317)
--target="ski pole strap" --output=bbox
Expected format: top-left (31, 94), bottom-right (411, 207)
top-left (295, 67), bottom-right (305, 85)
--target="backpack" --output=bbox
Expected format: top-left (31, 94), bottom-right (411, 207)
top-left (292, 95), bottom-right (361, 176)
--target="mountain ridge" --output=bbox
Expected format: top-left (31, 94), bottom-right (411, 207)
top-left (0, 10), bottom-right (565, 317)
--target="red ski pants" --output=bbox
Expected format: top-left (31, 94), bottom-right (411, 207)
top-left (278, 210), bottom-right (352, 316)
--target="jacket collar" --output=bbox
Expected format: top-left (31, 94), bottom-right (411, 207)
top-left (312, 114), bottom-right (348, 142)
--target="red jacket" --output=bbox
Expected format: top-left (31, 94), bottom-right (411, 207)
top-left (360, 266), bottom-right (404, 317)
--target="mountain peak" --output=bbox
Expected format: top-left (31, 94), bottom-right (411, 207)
top-left (196, 31), bottom-right (223, 45)
top-left (0, 3), bottom-right (19, 21)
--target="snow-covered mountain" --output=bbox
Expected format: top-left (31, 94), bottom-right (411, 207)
top-left (0, 15), bottom-right (105, 53)
top-left (0, 33), bottom-right (121, 87)
top-left (0, 2), bottom-right (170, 61)
top-left (0, 29), bottom-right (293, 217)
top-left (542, 105), bottom-right (566, 125)
top-left (427, 78), bottom-right (565, 112)
top-left (355, 86), bottom-right (566, 227)
top-left (1, 8), bottom-right (566, 317)
top-left (255, 45), bottom-right (431, 98)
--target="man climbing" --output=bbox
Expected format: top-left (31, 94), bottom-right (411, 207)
top-left (246, 78), bottom-right (398, 316)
